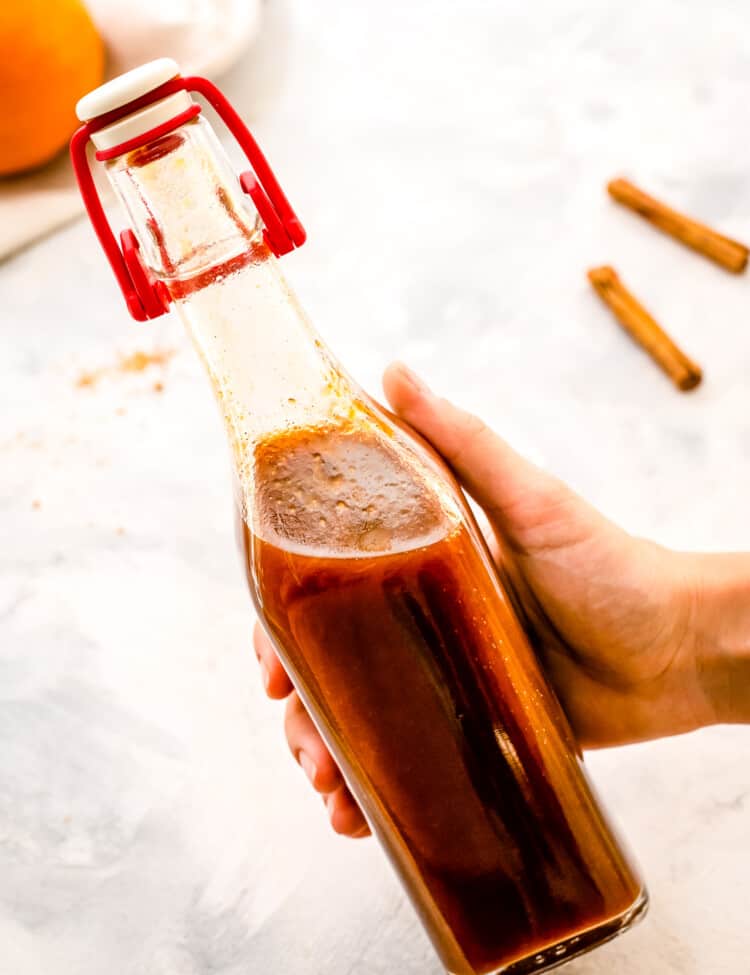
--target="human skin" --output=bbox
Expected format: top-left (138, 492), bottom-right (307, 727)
top-left (253, 362), bottom-right (750, 838)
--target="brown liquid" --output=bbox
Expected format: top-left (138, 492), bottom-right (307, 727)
top-left (244, 424), bottom-right (642, 975)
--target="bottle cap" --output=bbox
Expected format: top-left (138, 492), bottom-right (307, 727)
top-left (70, 63), bottom-right (306, 321)
top-left (76, 58), bottom-right (194, 154)
top-left (76, 58), bottom-right (180, 121)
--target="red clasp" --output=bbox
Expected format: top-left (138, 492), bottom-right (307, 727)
top-left (70, 76), bottom-right (306, 322)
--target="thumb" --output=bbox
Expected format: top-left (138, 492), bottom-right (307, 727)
top-left (382, 362), bottom-right (577, 545)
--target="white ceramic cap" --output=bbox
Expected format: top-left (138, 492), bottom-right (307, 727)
top-left (88, 91), bottom-right (195, 153)
top-left (76, 58), bottom-right (180, 122)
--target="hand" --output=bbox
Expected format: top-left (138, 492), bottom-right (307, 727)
top-left (253, 362), bottom-right (734, 837)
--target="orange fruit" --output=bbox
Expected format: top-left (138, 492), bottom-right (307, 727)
top-left (0, 0), bottom-right (105, 176)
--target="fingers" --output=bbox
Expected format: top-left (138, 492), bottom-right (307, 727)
top-left (285, 693), bottom-right (370, 837)
top-left (381, 362), bottom-right (597, 556)
top-left (382, 362), bottom-right (555, 522)
top-left (254, 622), bottom-right (369, 838)
top-left (284, 692), bottom-right (343, 794)
top-left (325, 785), bottom-right (371, 838)
top-left (253, 622), bottom-right (294, 699)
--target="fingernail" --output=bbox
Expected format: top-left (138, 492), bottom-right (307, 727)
top-left (398, 362), bottom-right (431, 396)
top-left (299, 751), bottom-right (317, 786)
top-left (259, 660), bottom-right (270, 692)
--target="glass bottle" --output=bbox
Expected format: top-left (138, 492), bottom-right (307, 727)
top-left (78, 67), bottom-right (647, 975)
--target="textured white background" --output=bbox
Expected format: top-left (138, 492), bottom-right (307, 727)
top-left (1, 1), bottom-right (750, 972)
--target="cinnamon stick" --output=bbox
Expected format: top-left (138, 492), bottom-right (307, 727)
top-left (587, 266), bottom-right (702, 391)
top-left (607, 178), bottom-right (749, 274)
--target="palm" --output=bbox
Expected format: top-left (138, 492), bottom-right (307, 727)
top-left (482, 480), bottom-right (705, 746)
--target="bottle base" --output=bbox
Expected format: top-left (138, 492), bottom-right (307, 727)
top-left (459, 887), bottom-right (649, 975)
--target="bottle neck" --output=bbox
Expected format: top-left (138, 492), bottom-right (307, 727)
top-left (176, 248), bottom-right (357, 483)
top-left (105, 116), bottom-right (359, 484)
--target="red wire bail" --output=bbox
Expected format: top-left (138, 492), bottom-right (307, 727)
top-left (69, 75), bottom-right (306, 322)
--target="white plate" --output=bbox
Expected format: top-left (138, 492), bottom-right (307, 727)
top-left (86, 0), bottom-right (263, 79)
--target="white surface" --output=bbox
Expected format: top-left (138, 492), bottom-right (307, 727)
top-left (0, 2), bottom-right (261, 260)
top-left (2, 1), bottom-right (750, 973)
top-left (76, 58), bottom-right (179, 121)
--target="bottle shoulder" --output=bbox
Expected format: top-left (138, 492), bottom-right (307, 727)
top-left (244, 397), bottom-right (466, 560)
